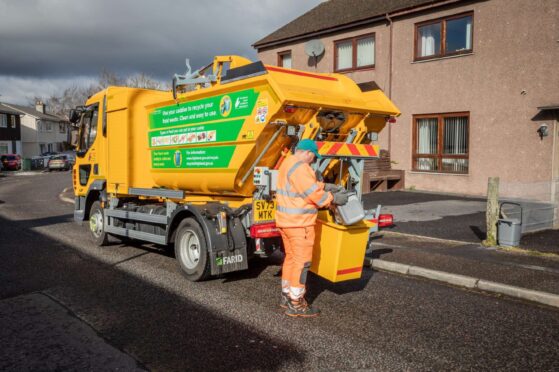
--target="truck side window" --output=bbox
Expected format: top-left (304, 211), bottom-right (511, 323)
top-left (79, 104), bottom-right (99, 151)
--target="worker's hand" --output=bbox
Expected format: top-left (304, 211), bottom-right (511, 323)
top-left (332, 191), bottom-right (349, 206)
top-left (324, 183), bottom-right (343, 192)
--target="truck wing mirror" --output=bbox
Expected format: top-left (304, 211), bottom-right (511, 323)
top-left (76, 149), bottom-right (87, 158)
top-left (69, 109), bottom-right (80, 123)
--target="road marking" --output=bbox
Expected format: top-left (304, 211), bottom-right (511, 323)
top-left (59, 187), bottom-right (74, 204)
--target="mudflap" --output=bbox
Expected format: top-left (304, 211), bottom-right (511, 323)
top-left (199, 205), bottom-right (249, 276)
top-left (209, 245), bottom-right (249, 275)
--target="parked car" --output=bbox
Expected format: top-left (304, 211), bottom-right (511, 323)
top-left (0, 154), bottom-right (22, 171)
top-left (41, 151), bottom-right (59, 157)
top-left (59, 151), bottom-right (76, 166)
top-left (47, 155), bottom-right (72, 171)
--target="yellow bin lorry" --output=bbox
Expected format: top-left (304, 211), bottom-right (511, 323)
top-left (70, 55), bottom-right (399, 282)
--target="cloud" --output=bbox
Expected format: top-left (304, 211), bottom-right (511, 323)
top-left (0, 0), bottom-right (322, 104)
top-left (0, 75), bottom-right (97, 105)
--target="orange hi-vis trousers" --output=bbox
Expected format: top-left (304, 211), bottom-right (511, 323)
top-left (279, 226), bottom-right (315, 299)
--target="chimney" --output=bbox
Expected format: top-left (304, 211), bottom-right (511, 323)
top-left (35, 101), bottom-right (45, 113)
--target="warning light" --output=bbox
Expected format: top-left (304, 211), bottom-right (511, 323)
top-left (378, 214), bottom-right (394, 228)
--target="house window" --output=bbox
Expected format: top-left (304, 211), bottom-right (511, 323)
top-left (39, 144), bottom-right (46, 154)
top-left (415, 13), bottom-right (473, 60)
top-left (10, 115), bottom-right (16, 128)
top-left (0, 114), bottom-right (6, 128)
top-left (59, 123), bottom-right (66, 133)
top-left (413, 113), bottom-right (469, 174)
top-left (278, 51), bottom-right (292, 68)
top-left (45, 122), bottom-right (53, 132)
top-left (335, 34), bottom-right (375, 72)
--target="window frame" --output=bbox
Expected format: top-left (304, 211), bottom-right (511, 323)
top-left (10, 115), bottom-right (16, 128)
top-left (412, 112), bottom-right (470, 174)
top-left (334, 33), bottom-right (375, 72)
top-left (277, 50), bottom-right (292, 68)
top-left (414, 11), bottom-right (474, 61)
top-left (0, 114), bottom-right (7, 128)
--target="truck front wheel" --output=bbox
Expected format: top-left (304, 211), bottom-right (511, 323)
top-left (174, 218), bottom-right (211, 282)
top-left (89, 201), bottom-right (109, 246)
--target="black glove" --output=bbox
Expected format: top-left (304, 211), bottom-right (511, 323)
top-left (332, 191), bottom-right (349, 206)
top-left (324, 183), bottom-right (343, 192)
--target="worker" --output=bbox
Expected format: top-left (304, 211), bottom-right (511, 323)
top-left (276, 139), bottom-right (348, 317)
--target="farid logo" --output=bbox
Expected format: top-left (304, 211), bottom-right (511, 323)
top-left (174, 150), bottom-right (182, 167)
top-left (219, 95), bottom-right (232, 117)
top-left (216, 254), bottom-right (243, 266)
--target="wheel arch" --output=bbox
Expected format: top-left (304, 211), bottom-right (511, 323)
top-left (167, 206), bottom-right (214, 251)
top-left (82, 180), bottom-right (106, 221)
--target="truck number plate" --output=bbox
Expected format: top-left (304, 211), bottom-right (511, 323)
top-left (253, 200), bottom-right (276, 222)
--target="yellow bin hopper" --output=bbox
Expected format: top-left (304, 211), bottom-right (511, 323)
top-left (311, 211), bottom-right (373, 282)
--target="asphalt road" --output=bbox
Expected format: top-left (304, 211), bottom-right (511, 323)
top-left (1, 172), bottom-right (559, 371)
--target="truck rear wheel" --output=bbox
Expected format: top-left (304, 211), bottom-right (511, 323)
top-left (89, 201), bottom-right (109, 246)
top-left (174, 218), bottom-right (211, 281)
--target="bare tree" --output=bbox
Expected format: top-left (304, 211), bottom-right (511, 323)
top-left (29, 69), bottom-right (166, 118)
top-left (126, 73), bottom-right (164, 90)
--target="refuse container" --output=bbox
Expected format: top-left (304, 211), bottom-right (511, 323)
top-left (22, 158), bottom-right (32, 171)
top-left (497, 202), bottom-right (522, 246)
top-left (311, 210), bottom-right (374, 282)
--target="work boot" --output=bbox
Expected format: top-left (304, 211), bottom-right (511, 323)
top-left (285, 297), bottom-right (320, 317)
top-left (280, 292), bottom-right (289, 309)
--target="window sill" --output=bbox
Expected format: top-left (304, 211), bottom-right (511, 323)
top-left (409, 171), bottom-right (469, 176)
top-left (411, 52), bottom-right (473, 64)
top-left (335, 66), bottom-right (375, 74)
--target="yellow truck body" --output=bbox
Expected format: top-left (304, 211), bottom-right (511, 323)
top-left (72, 55), bottom-right (399, 282)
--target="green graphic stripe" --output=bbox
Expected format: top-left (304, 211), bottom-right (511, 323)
top-left (151, 145), bottom-right (236, 169)
top-left (148, 119), bottom-right (244, 148)
top-left (150, 89), bottom-right (259, 129)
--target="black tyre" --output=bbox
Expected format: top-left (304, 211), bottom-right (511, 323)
top-left (89, 201), bottom-right (109, 246)
top-left (174, 218), bottom-right (211, 281)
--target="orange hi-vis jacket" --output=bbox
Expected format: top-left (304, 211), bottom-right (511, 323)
top-left (275, 155), bottom-right (334, 228)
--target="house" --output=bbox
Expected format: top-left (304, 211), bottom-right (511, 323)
top-left (0, 103), bottom-right (22, 155)
top-left (4, 102), bottom-right (71, 158)
top-left (254, 0), bottom-right (559, 224)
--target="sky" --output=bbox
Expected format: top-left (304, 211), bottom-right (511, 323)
top-left (0, 0), bottom-right (323, 105)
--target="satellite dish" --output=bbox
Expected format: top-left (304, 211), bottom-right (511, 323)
top-left (304, 39), bottom-right (325, 57)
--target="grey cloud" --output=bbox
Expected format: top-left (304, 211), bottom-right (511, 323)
top-left (0, 0), bottom-right (323, 80)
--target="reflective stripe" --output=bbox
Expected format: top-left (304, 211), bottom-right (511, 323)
top-left (276, 188), bottom-right (301, 198)
top-left (277, 206), bottom-right (318, 215)
top-left (301, 184), bottom-right (318, 198)
top-left (285, 161), bottom-right (304, 192)
top-left (287, 161), bottom-right (304, 179)
top-left (317, 192), bottom-right (330, 207)
top-left (277, 184), bottom-right (318, 199)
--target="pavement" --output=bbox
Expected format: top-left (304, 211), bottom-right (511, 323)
top-left (363, 190), bottom-right (559, 254)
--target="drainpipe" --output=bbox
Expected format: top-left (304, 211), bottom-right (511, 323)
top-left (386, 13), bottom-right (394, 155)
top-left (553, 118), bottom-right (558, 227)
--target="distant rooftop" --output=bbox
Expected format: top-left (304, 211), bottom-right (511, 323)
top-left (0, 103), bottom-right (21, 116)
top-left (2, 103), bottom-right (66, 122)
top-left (253, 0), bottom-right (451, 49)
